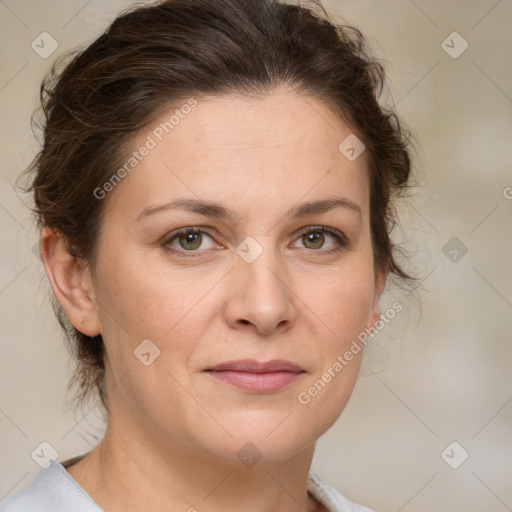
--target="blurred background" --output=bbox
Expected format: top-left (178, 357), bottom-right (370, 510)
top-left (0, 0), bottom-right (511, 510)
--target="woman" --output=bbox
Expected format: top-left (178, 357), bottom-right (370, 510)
top-left (2, 0), bottom-right (414, 510)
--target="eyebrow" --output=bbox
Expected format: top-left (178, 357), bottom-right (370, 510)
top-left (135, 196), bottom-right (361, 223)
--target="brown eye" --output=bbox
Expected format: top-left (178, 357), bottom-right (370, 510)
top-left (302, 231), bottom-right (325, 249)
top-left (164, 228), bottom-right (217, 253)
top-left (178, 231), bottom-right (203, 250)
top-left (291, 226), bottom-right (348, 254)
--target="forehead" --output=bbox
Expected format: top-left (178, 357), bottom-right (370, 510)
top-left (104, 89), bottom-right (369, 223)
top-left (164, 89), bottom-right (361, 160)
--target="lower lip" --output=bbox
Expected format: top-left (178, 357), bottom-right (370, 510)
top-left (207, 370), bottom-right (303, 392)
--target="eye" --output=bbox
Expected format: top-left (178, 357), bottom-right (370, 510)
top-left (291, 226), bottom-right (348, 254)
top-left (163, 228), bottom-right (218, 253)
top-left (162, 225), bottom-right (348, 257)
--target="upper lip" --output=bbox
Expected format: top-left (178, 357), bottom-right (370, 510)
top-left (206, 359), bottom-right (304, 373)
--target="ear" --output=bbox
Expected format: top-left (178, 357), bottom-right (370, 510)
top-left (366, 268), bottom-right (388, 330)
top-left (39, 226), bottom-right (101, 337)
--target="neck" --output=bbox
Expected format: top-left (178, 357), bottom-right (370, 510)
top-left (66, 413), bottom-right (323, 512)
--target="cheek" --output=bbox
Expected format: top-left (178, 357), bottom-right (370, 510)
top-left (91, 255), bottom-right (169, 375)
top-left (95, 248), bottom-right (179, 334)
top-left (94, 249), bottom-right (216, 384)
top-left (93, 257), bottom-right (198, 420)
top-left (295, 258), bottom-right (375, 409)
top-left (309, 265), bottom-right (376, 343)
top-left (294, 275), bottom-right (373, 435)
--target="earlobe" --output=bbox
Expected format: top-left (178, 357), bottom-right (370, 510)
top-left (39, 226), bottom-right (101, 337)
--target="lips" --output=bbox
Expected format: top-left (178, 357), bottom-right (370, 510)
top-left (207, 359), bottom-right (304, 373)
top-left (205, 359), bottom-right (305, 393)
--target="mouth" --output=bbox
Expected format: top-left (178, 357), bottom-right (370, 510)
top-left (204, 359), bottom-right (305, 393)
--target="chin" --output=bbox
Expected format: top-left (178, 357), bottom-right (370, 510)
top-left (190, 412), bottom-right (317, 467)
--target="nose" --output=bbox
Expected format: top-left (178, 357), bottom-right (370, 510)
top-left (224, 239), bottom-right (298, 336)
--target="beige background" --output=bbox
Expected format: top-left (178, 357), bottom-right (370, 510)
top-left (1, 0), bottom-right (511, 510)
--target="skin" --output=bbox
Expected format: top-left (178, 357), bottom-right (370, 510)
top-left (40, 88), bottom-right (387, 512)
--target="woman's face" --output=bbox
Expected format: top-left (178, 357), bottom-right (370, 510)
top-left (85, 89), bottom-right (386, 464)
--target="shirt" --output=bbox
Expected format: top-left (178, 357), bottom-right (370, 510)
top-left (0, 460), bottom-right (374, 512)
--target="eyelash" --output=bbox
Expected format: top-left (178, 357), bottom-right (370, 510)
top-left (161, 226), bottom-right (349, 257)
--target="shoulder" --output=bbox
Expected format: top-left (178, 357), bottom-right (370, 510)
top-left (0, 462), bottom-right (101, 512)
top-left (307, 471), bottom-right (376, 512)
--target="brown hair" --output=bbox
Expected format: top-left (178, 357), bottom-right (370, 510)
top-left (18, 0), bottom-right (417, 410)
